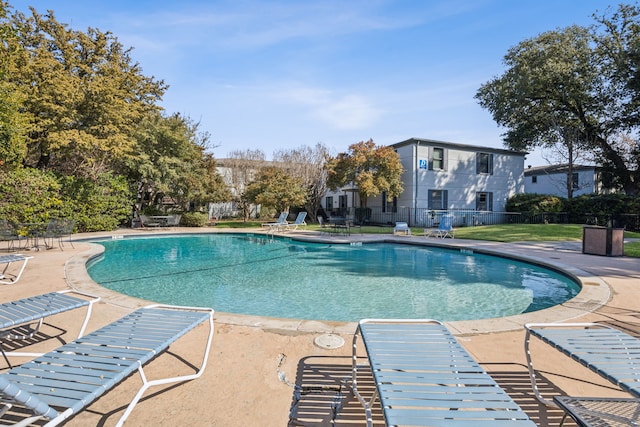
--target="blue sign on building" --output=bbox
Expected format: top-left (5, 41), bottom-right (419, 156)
top-left (419, 159), bottom-right (427, 170)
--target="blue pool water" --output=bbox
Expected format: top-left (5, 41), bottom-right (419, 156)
top-left (87, 234), bottom-right (580, 322)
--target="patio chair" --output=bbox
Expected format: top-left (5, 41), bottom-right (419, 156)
top-left (139, 214), bottom-right (161, 228)
top-left (393, 221), bottom-right (411, 235)
top-left (278, 212), bottom-right (307, 232)
top-left (165, 214), bottom-right (182, 226)
top-left (261, 212), bottom-right (288, 230)
top-left (424, 213), bottom-right (455, 238)
top-left (0, 304), bottom-right (214, 427)
top-left (0, 290), bottom-right (100, 367)
top-left (350, 319), bottom-right (536, 427)
top-left (0, 254), bottom-right (33, 285)
top-left (0, 220), bottom-right (27, 252)
top-left (44, 219), bottom-right (75, 250)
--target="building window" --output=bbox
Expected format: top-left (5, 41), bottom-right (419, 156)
top-left (476, 152), bottom-right (493, 174)
top-left (476, 192), bottom-right (493, 211)
top-left (428, 147), bottom-right (446, 170)
top-left (432, 148), bottom-right (444, 170)
top-left (382, 192), bottom-right (398, 213)
top-left (572, 173), bottom-right (579, 190)
top-left (532, 175), bottom-right (537, 183)
top-left (338, 195), bottom-right (347, 215)
top-left (428, 190), bottom-right (448, 210)
top-left (325, 196), bottom-right (333, 211)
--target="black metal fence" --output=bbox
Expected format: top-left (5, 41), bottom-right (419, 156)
top-left (324, 207), bottom-right (640, 232)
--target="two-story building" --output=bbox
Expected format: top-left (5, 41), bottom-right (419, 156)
top-left (322, 138), bottom-right (527, 226)
top-left (524, 164), bottom-right (609, 197)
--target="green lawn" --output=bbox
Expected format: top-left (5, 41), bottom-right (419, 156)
top-left (215, 220), bottom-right (640, 257)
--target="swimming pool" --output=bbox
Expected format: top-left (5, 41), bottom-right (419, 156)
top-left (87, 234), bottom-right (580, 322)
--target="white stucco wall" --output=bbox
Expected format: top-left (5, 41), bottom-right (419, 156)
top-left (524, 168), bottom-right (598, 197)
top-left (396, 140), bottom-right (525, 211)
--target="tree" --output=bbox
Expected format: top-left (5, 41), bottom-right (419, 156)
top-left (222, 149), bottom-right (266, 221)
top-left (0, 1), bottom-right (27, 169)
top-left (326, 139), bottom-right (404, 207)
top-left (243, 166), bottom-right (307, 215)
top-left (273, 143), bottom-right (330, 223)
top-left (539, 123), bottom-right (594, 199)
top-left (475, 7), bottom-right (640, 195)
top-left (6, 7), bottom-right (166, 180)
top-left (128, 112), bottom-right (229, 214)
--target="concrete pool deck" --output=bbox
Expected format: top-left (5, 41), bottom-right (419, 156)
top-left (2, 227), bottom-right (640, 426)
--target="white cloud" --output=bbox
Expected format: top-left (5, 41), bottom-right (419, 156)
top-left (274, 84), bottom-right (381, 130)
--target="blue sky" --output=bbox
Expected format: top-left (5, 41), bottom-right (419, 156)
top-left (15, 0), bottom-right (610, 165)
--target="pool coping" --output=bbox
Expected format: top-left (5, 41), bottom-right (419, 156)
top-left (65, 229), bottom-right (611, 336)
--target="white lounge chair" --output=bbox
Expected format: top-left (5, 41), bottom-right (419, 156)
top-left (393, 221), bottom-right (411, 235)
top-left (0, 254), bottom-right (33, 285)
top-left (350, 319), bottom-right (536, 426)
top-left (0, 304), bottom-right (214, 427)
top-left (261, 212), bottom-right (288, 230)
top-left (424, 213), bottom-right (455, 238)
top-left (0, 290), bottom-right (100, 367)
top-left (278, 212), bottom-right (307, 232)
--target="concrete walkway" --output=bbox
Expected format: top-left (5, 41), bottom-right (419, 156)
top-left (1, 227), bottom-right (639, 426)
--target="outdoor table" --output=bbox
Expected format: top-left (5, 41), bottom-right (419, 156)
top-left (17, 223), bottom-right (48, 250)
top-left (329, 217), bottom-right (350, 235)
top-left (149, 216), bottom-right (171, 227)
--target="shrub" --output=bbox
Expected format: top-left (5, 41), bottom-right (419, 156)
top-left (0, 169), bottom-right (133, 232)
top-left (180, 212), bottom-right (208, 227)
top-left (0, 168), bottom-right (63, 223)
top-left (58, 174), bottom-right (133, 232)
top-left (505, 193), bottom-right (565, 213)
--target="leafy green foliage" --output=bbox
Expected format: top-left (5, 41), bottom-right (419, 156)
top-left (180, 212), bottom-right (208, 227)
top-left (326, 139), bottom-right (404, 207)
top-left (128, 112), bottom-right (230, 213)
top-left (476, 6), bottom-right (640, 195)
top-left (0, 167), bottom-right (62, 223)
top-left (7, 8), bottom-right (167, 179)
top-left (243, 167), bottom-right (307, 213)
top-left (0, 5), bottom-right (230, 231)
top-left (58, 174), bottom-right (133, 232)
top-left (0, 168), bottom-right (132, 231)
top-left (567, 194), bottom-right (640, 223)
top-left (505, 193), bottom-right (565, 213)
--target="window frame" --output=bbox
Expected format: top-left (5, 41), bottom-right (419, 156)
top-left (476, 152), bottom-right (494, 175)
top-left (428, 189), bottom-right (448, 210)
top-left (475, 191), bottom-right (493, 211)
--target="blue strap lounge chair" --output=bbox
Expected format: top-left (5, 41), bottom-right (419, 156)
top-left (393, 222), bottom-right (411, 235)
top-left (525, 322), bottom-right (640, 408)
top-left (0, 304), bottom-right (214, 427)
top-left (262, 212), bottom-right (288, 230)
top-left (278, 212), bottom-right (307, 232)
top-left (0, 291), bottom-right (100, 367)
top-left (424, 214), bottom-right (455, 239)
top-left (0, 254), bottom-right (33, 285)
top-left (350, 319), bottom-right (536, 427)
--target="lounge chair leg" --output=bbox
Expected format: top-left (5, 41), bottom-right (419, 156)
top-left (114, 311), bottom-right (214, 427)
top-left (524, 328), bottom-right (558, 408)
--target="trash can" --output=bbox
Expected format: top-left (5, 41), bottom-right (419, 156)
top-left (582, 226), bottom-right (624, 256)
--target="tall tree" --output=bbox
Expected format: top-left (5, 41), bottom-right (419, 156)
top-left (0, 1), bottom-right (27, 169)
top-left (243, 166), bottom-right (307, 215)
top-left (273, 143), bottom-right (330, 223)
top-left (128, 112), bottom-right (229, 213)
top-left (6, 7), bottom-right (166, 179)
top-left (475, 7), bottom-right (640, 195)
top-left (326, 139), bottom-right (404, 208)
top-left (222, 149), bottom-right (266, 221)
